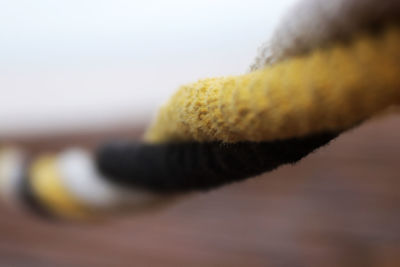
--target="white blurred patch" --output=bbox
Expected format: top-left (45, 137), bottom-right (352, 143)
top-left (0, 148), bottom-right (25, 206)
top-left (0, 0), bottom-right (296, 135)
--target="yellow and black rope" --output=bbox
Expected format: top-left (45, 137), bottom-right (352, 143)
top-left (0, 0), bottom-right (399, 220)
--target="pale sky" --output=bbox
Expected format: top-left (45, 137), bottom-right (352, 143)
top-left (0, 0), bottom-right (297, 135)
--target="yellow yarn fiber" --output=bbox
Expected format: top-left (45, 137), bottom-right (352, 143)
top-left (30, 156), bottom-right (90, 219)
top-left (145, 26), bottom-right (400, 143)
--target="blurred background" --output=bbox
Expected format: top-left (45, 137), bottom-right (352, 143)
top-left (0, 0), bottom-right (296, 136)
top-left (1, 1), bottom-right (400, 266)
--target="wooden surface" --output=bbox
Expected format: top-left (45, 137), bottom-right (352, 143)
top-left (0, 114), bottom-right (399, 267)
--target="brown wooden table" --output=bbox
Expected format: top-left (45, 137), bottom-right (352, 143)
top-left (0, 114), bottom-right (399, 267)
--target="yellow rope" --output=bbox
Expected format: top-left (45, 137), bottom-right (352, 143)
top-left (30, 155), bottom-right (91, 219)
top-left (145, 26), bottom-right (400, 143)
top-left (4, 25), bottom-right (400, 220)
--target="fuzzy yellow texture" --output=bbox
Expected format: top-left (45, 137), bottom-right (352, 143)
top-left (145, 26), bottom-right (400, 143)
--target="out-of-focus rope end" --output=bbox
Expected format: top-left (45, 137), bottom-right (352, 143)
top-left (0, 146), bottom-right (175, 222)
top-left (0, 147), bottom-right (26, 210)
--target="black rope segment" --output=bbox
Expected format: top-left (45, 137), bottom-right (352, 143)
top-left (96, 132), bottom-right (339, 193)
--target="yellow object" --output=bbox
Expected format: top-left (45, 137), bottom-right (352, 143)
top-left (30, 155), bottom-right (91, 219)
top-left (145, 26), bottom-right (400, 143)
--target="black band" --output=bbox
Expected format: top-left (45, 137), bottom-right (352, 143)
top-left (96, 132), bottom-right (338, 193)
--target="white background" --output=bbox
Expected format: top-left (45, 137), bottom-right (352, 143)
top-left (0, 0), bottom-right (296, 135)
